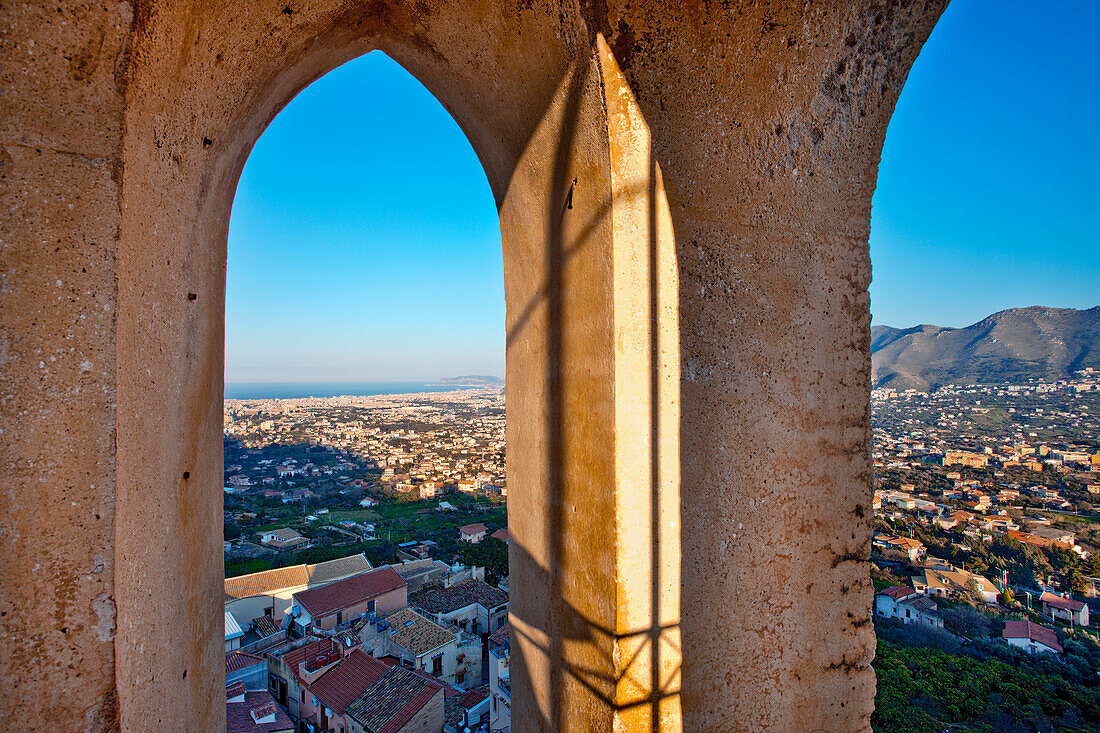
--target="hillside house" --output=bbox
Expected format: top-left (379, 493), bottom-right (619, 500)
top-left (458, 523), bottom-right (488, 544)
top-left (912, 564), bottom-right (998, 604)
top-left (1040, 592), bottom-right (1090, 627)
top-left (382, 608), bottom-right (472, 689)
top-left (259, 528), bottom-right (309, 551)
top-left (1002, 619), bottom-right (1063, 655)
top-left (874, 586), bottom-right (942, 628)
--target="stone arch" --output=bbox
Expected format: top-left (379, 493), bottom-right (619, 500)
top-left (0, 2), bottom-right (947, 731)
top-left (115, 6), bottom-right (681, 731)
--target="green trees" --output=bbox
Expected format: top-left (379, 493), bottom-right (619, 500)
top-left (873, 637), bottom-right (1100, 732)
top-left (457, 539), bottom-right (508, 585)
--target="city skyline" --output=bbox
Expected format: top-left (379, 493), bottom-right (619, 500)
top-left (226, 0), bottom-right (1099, 383)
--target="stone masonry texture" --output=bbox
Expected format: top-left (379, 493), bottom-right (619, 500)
top-left (0, 1), bottom-right (944, 730)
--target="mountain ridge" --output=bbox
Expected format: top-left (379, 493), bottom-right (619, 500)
top-left (871, 305), bottom-right (1100, 390)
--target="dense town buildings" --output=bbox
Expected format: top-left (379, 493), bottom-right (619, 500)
top-left (222, 375), bottom-right (1100, 731)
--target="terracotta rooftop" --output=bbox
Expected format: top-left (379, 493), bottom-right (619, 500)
top-left (224, 553), bottom-right (375, 603)
top-left (308, 649), bottom-right (387, 716)
top-left (307, 553), bottom-right (373, 585)
top-left (226, 651), bottom-right (265, 674)
top-left (488, 621), bottom-right (510, 648)
top-left (294, 566), bottom-right (406, 618)
top-left (489, 528), bottom-right (509, 542)
top-left (266, 527), bottom-right (303, 542)
top-left (386, 608), bottom-right (456, 656)
top-left (224, 565), bottom-right (310, 601)
top-left (226, 690), bottom-right (295, 733)
top-left (460, 686), bottom-right (489, 709)
top-left (901, 596), bottom-right (939, 613)
top-left (409, 579), bottom-right (508, 615)
top-left (1040, 591), bottom-right (1086, 612)
top-left (877, 585), bottom-right (916, 601)
top-left (274, 637), bottom-right (336, 680)
top-left (251, 615), bottom-right (279, 639)
top-left (1003, 619), bottom-right (1063, 653)
top-left (459, 523), bottom-right (488, 535)
top-left (346, 664), bottom-right (444, 733)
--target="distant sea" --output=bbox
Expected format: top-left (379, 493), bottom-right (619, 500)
top-left (224, 381), bottom-right (474, 400)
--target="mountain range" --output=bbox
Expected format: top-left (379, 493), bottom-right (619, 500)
top-left (432, 375), bottom-right (504, 387)
top-left (871, 305), bottom-right (1100, 390)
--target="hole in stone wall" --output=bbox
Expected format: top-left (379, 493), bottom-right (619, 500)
top-left (221, 51), bottom-right (509, 729)
top-left (868, 4), bottom-right (1099, 729)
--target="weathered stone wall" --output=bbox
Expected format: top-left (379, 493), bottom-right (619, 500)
top-left (0, 1), bottom-right (944, 731)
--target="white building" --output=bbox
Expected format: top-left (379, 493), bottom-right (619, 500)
top-left (874, 586), bottom-right (942, 628)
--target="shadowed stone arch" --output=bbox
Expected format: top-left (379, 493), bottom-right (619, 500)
top-left (0, 1), bottom-right (946, 731)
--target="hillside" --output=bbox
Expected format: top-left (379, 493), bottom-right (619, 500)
top-left (871, 305), bottom-right (1100, 390)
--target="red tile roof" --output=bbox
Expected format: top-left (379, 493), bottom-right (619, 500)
top-left (1040, 591), bottom-right (1086, 612)
top-left (307, 649), bottom-right (388, 716)
top-left (877, 586), bottom-right (916, 601)
top-left (460, 687), bottom-right (489, 709)
top-left (345, 664), bottom-right (444, 733)
top-left (275, 638), bottom-right (338, 682)
top-left (1003, 619), bottom-right (1063, 653)
top-left (294, 566), bottom-right (406, 618)
top-left (226, 651), bottom-right (265, 673)
top-left (490, 528), bottom-right (509, 542)
top-left (226, 690), bottom-right (295, 733)
top-left (226, 680), bottom-right (246, 700)
top-left (459, 523), bottom-right (488, 534)
top-left (488, 621), bottom-right (510, 647)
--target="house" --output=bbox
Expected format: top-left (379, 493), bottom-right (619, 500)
top-left (1006, 529), bottom-right (1074, 551)
top-left (409, 579), bottom-right (510, 636)
top-left (1002, 619), bottom-right (1063, 654)
top-left (358, 496), bottom-right (379, 507)
top-left (911, 564), bottom-right (998, 604)
top-left (225, 554), bottom-right (373, 628)
top-left (487, 622), bottom-right (511, 733)
top-left (1040, 591), bottom-right (1090, 627)
top-left (293, 647), bottom-right (445, 733)
top-left (1031, 527), bottom-right (1077, 546)
top-left (489, 528), bottom-right (509, 544)
top-left (446, 686), bottom-right (491, 732)
top-left (383, 608), bottom-right (469, 688)
top-left (259, 527), bottom-right (309, 551)
top-left (226, 687), bottom-right (294, 733)
top-left (880, 535), bottom-right (926, 561)
top-left (419, 481), bottom-right (442, 499)
top-left (458, 523), bottom-right (488, 544)
top-left (344, 661), bottom-right (446, 733)
top-left (225, 611), bottom-right (245, 651)
top-left (290, 566), bottom-right (408, 634)
top-left (265, 636), bottom-right (339, 719)
top-left (874, 586), bottom-right (943, 628)
top-left (945, 450), bottom-right (989, 468)
top-left (226, 650), bottom-right (267, 693)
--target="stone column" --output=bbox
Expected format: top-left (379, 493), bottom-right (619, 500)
top-left (0, 3), bottom-right (132, 728)
top-left (504, 36), bottom-right (682, 733)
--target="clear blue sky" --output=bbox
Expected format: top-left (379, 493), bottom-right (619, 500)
top-left (226, 52), bottom-right (503, 383)
top-left (870, 0), bottom-right (1099, 328)
top-left (227, 0), bottom-right (1099, 382)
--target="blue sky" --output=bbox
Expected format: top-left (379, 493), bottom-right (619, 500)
top-left (226, 52), bottom-right (502, 383)
top-left (226, 0), bottom-right (1099, 382)
top-left (870, 0), bottom-right (1099, 328)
